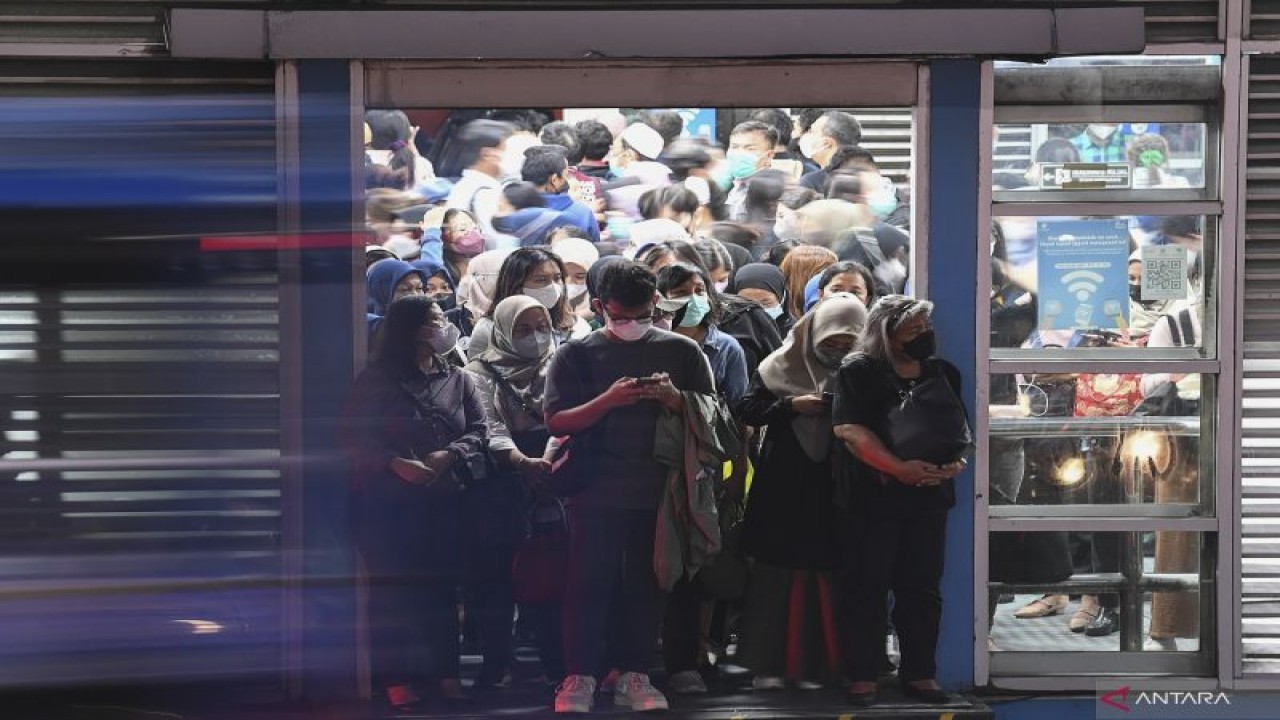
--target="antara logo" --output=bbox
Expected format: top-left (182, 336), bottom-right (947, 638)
top-left (1100, 685), bottom-right (1232, 712)
top-left (1100, 686), bottom-right (1131, 712)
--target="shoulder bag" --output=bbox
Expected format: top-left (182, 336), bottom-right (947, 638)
top-left (882, 361), bottom-right (975, 466)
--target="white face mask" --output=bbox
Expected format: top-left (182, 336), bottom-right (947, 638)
top-left (798, 133), bottom-right (823, 160)
top-left (524, 283), bottom-right (563, 309)
top-left (512, 330), bottom-right (552, 360)
top-left (499, 148), bottom-right (525, 180)
top-left (424, 324), bottom-right (461, 355)
top-left (566, 282), bottom-right (589, 300)
top-left (714, 280), bottom-right (729, 294)
top-left (607, 316), bottom-right (652, 342)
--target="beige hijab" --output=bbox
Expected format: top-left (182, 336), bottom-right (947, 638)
top-left (456, 248), bottom-right (512, 320)
top-left (467, 295), bottom-right (553, 427)
top-left (758, 295), bottom-right (868, 461)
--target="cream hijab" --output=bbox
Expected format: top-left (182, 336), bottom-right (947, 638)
top-left (456, 248), bottom-right (512, 321)
top-left (758, 295), bottom-right (868, 461)
top-left (468, 295), bottom-right (553, 426)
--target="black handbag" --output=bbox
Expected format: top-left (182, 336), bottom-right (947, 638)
top-left (1132, 309), bottom-right (1199, 418)
top-left (883, 362), bottom-right (974, 465)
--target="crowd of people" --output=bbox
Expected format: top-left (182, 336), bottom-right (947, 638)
top-left (989, 125), bottom-right (1205, 652)
top-left (341, 107), bottom-right (1205, 714)
top-left (343, 107), bottom-right (965, 713)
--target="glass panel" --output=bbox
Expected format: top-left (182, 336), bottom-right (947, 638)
top-left (992, 122), bottom-right (1208, 193)
top-left (988, 531), bottom-right (1206, 655)
top-left (989, 374), bottom-right (1204, 508)
top-left (990, 215), bottom-right (1210, 353)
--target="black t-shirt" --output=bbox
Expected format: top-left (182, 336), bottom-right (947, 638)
top-left (832, 354), bottom-right (963, 517)
top-left (544, 328), bottom-right (715, 510)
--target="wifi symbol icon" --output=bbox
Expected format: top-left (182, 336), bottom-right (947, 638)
top-left (1062, 270), bottom-right (1105, 302)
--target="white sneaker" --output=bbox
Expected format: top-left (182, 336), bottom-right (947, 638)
top-left (554, 674), bottom-right (597, 714)
top-left (752, 675), bottom-right (785, 691)
top-left (1144, 637), bottom-right (1178, 652)
top-left (794, 680), bottom-right (823, 690)
top-left (599, 668), bottom-right (622, 694)
top-left (614, 672), bottom-right (670, 711)
top-left (668, 670), bottom-right (708, 694)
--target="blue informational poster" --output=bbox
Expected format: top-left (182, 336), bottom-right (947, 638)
top-left (1036, 219), bottom-right (1131, 331)
top-left (669, 108), bottom-right (717, 139)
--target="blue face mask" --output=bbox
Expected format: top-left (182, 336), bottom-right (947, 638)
top-left (674, 294), bottom-right (711, 328)
top-left (764, 305), bottom-right (785, 320)
top-left (867, 188), bottom-right (899, 219)
top-left (725, 151), bottom-right (760, 181)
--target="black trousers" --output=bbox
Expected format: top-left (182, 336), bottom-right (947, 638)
top-left (524, 601), bottom-right (566, 681)
top-left (563, 506), bottom-right (665, 677)
top-left (464, 544), bottom-right (517, 683)
top-left (663, 576), bottom-right (702, 674)
top-left (842, 512), bottom-right (947, 682)
top-left (356, 489), bottom-right (461, 690)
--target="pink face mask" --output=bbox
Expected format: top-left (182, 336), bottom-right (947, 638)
top-left (451, 229), bottom-right (486, 257)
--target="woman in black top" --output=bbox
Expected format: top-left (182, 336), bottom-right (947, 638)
top-left (735, 295), bottom-right (867, 690)
top-left (831, 295), bottom-right (967, 707)
top-left (340, 295), bottom-right (488, 710)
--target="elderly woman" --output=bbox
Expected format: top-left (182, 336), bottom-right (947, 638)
top-left (340, 295), bottom-right (488, 711)
top-left (737, 295), bottom-right (869, 691)
top-left (832, 295), bottom-right (967, 707)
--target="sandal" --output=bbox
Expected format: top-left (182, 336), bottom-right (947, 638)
top-left (1013, 594), bottom-right (1068, 619)
top-left (1069, 606), bottom-right (1101, 633)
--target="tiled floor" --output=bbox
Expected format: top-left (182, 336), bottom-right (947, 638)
top-left (989, 593), bottom-right (1200, 653)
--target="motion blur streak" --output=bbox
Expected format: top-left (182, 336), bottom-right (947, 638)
top-left (0, 93), bottom-right (297, 689)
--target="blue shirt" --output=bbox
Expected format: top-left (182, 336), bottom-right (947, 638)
top-left (541, 192), bottom-right (601, 242)
top-left (701, 326), bottom-right (749, 405)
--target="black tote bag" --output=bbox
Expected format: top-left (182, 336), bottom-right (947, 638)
top-left (884, 367), bottom-right (975, 466)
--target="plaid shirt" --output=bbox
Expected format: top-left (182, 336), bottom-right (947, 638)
top-left (1071, 131), bottom-right (1131, 164)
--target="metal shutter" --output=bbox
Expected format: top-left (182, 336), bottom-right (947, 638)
top-left (0, 1), bottom-right (267, 57)
top-left (0, 58), bottom-right (283, 687)
top-left (1250, 0), bottom-right (1280, 38)
top-left (1243, 55), bottom-right (1280, 677)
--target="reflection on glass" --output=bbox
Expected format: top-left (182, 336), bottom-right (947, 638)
top-left (988, 531), bottom-right (1202, 654)
top-left (994, 123), bottom-right (1207, 192)
top-left (988, 374), bottom-right (1202, 507)
top-left (990, 216), bottom-right (1206, 350)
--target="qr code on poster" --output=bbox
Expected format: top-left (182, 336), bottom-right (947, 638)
top-left (1144, 258), bottom-right (1186, 294)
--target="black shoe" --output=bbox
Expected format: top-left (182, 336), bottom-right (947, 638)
top-left (1084, 607), bottom-right (1120, 637)
top-left (901, 682), bottom-right (950, 704)
top-left (846, 688), bottom-right (879, 707)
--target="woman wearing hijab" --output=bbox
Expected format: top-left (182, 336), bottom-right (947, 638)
top-left (464, 295), bottom-right (563, 686)
top-left (339, 295), bottom-right (487, 711)
top-left (551, 236), bottom-right (600, 321)
top-left (735, 295), bottom-right (868, 691)
top-left (466, 247), bottom-right (592, 360)
top-left (447, 248), bottom-right (512, 350)
top-left (367, 258), bottom-right (428, 343)
top-left (732, 263), bottom-right (792, 338)
top-left (412, 257), bottom-right (458, 312)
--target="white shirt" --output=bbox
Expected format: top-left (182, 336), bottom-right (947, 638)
top-left (446, 169), bottom-right (518, 250)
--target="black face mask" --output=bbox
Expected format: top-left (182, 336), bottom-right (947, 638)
top-left (902, 330), bottom-right (936, 361)
top-left (431, 292), bottom-right (457, 312)
top-left (1129, 283), bottom-right (1143, 303)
